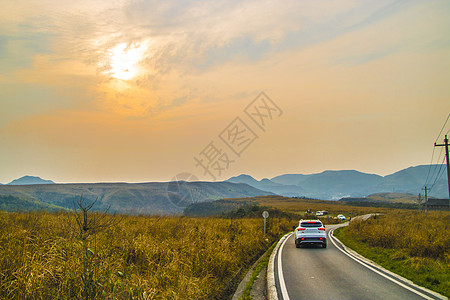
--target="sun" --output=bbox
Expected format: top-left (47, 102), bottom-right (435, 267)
top-left (108, 41), bottom-right (149, 80)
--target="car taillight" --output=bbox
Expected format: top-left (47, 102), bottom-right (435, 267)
top-left (318, 227), bottom-right (325, 231)
top-left (297, 228), bottom-right (306, 231)
top-left (319, 237), bottom-right (323, 240)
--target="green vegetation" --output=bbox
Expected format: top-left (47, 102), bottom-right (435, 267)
top-left (334, 211), bottom-right (450, 297)
top-left (240, 195), bottom-right (390, 217)
top-left (0, 195), bottom-right (66, 212)
top-left (186, 195), bottom-right (393, 227)
top-left (365, 192), bottom-right (420, 204)
top-left (338, 201), bottom-right (422, 210)
top-left (238, 241), bottom-right (276, 300)
top-left (185, 198), bottom-right (298, 220)
top-left (339, 192), bottom-right (428, 210)
top-left (184, 199), bottom-right (255, 217)
top-left (0, 209), bottom-right (291, 299)
top-left (0, 181), bottom-right (271, 215)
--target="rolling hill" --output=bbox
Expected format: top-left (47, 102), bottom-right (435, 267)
top-left (0, 181), bottom-right (273, 214)
top-left (0, 195), bottom-right (65, 212)
top-left (1, 164), bottom-right (446, 213)
top-left (339, 192), bottom-right (420, 204)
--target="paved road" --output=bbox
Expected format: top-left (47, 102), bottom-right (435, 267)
top-left (274, 224), bottom-right (443, 300)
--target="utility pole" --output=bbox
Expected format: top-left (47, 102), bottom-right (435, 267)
top-left (434, 135), bottom-right (450, 202)
top-left (422, 186), bottom-right (428, 202)
top-left (421, 186), bottom-right (428, 214)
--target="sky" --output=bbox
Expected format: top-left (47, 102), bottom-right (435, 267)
top-left (0, 0), bottom-right (449, 184)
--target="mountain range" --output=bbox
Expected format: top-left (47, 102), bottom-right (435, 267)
top-left (227, 165), bottom-right (448, 200)
top-left (0, 164), bottom-right (447, 214)
top-left (0, 181), bottom-right (272, 214)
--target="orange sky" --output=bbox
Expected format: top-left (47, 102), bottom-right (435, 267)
top-left (0, 0), bottom-right (449, 183)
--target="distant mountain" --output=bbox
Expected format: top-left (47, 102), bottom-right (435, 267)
top-left (226, 165), bottom-right (448, 200)
top-left (226, 174), bottom-right (304, 197)
top-left (0, 181), bottom-right (273, 214)
top-left (2, 164), bottom-right (446, 213)
top-left (8, 176), bottom-right (54, 185)
top-left (368, 165), bottom-right (447, 196)
top-left (227, 174), bottom-right (260, 186)
top-left (270, 174), bottom-right (309, 186)
top-left (298, 170), bottom-right (382, 199)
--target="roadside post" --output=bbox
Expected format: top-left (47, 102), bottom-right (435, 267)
top-left (262, 211), bottom-right (269, 235)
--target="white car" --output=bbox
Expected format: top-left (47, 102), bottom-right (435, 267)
top-left (337, 214), bottom-right (346, 220)
top-left (294, 219), bottom-right (327, 248)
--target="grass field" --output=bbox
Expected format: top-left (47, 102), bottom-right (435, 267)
top-left (0, 210), bottom-right (291, 299)
top-left (2, 195), bottom-right (447, 298)
top-left (231, 195), bottom-right (391, 219)
top-left (334, 211), bottom-right (450, 297)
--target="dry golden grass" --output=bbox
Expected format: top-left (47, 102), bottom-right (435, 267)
top-left (336, 211), bottom-right (450, 296)
top-left (229, 195), bottom-right (391, 218)
top-left (365, 193), bottom-right (418, 204)
top-left (343, 211), bottom-right (450, 260)
top-left (0, 211), bottom-right (290, 299)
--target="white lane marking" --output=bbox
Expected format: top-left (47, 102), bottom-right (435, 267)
top-left (277, 232), bottom-right (293, 300)
top-left (328, 229), bottom-right (436, 300)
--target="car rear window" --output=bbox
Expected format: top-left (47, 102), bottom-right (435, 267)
top-left (301, 222), bottom-right (322, 228)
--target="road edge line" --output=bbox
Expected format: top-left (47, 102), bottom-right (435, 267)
top-left (277, 233), bottom-right (292, 300)
top-left (329, 227), bottom-right (448, 300)
top-left (267, 232), bottom-right (292, 300)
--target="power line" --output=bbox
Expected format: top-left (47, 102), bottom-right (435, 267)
top-left (424, 146), bottom-right (436, 186)
top-left (429, 156), bottom-right (446, 192)
top-left (424, 147), bottom-right (444, 188)
top-left (423, 113), bottom-right (450, 189)
top-left (434, 135), bottom-right (450, 200)
top-left (431, 147), bottom-right (444, 179)
top-left (435, 113), bottom-right (450, 143)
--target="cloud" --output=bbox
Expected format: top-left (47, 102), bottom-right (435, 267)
top-left (0, 0), bottom-right (449, 183)
top-left (1, 1), bottom-right (449, 127)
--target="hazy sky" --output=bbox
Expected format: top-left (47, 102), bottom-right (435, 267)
top-left (1, 0), bottom-right (449, 184)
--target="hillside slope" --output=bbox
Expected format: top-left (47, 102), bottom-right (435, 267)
top-left (0, 195), bottom-right (66, 212)
top-left (0, 181), bottom-right (273, 214)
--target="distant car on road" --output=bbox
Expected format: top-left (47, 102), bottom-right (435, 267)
top-left (294, 220), bottom-right (327, 248)
top-left (315, 210), bottom-right (328, 216)
top-left (337, 214), bottom-right (346, 220)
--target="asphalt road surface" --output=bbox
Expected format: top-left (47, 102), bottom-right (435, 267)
top-left (274, 224), bottom-right (443, 300)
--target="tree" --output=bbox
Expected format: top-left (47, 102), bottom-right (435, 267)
top-left (71, 196), bottom-right (119, 299)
